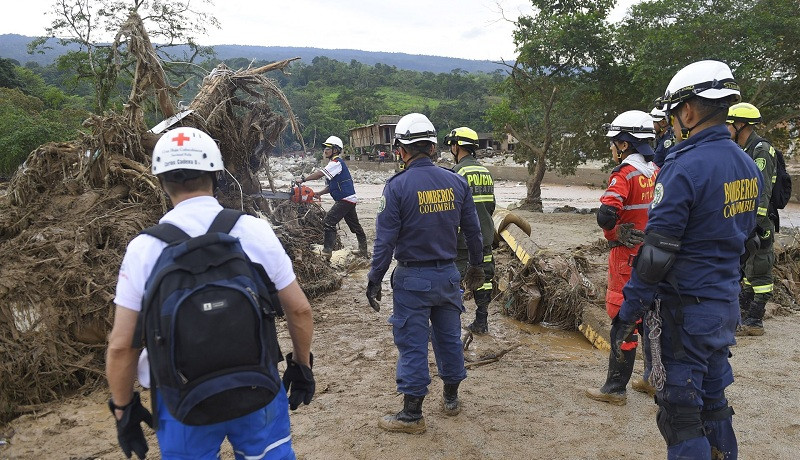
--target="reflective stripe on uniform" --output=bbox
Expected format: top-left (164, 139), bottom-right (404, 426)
top-left (477, 282), bottom-right (493, 291)
top-left (238, 434), bottom-right (293, 460)
top-left (622, 203), bottom-right (652, 210)
top-left (456, 165), bottom-right (490, 175)
top-left (625, 170), bottom-right (643, 180)
top-left (758, 207), bottom-right (768, 216)
top-left (473, 194), bottom-right (494, 202)
top-left (752, 284), bottom-right (773, 294)
top-left (743, 278), bottom-right (750, 286)
top-left (483, 254), bottom-right (493, 263)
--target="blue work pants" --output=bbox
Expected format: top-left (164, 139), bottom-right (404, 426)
top-left (657, 298), bottom-right (738, 460)
top-left (389, 263), bottom-right (466, 396)
top-left (155, 386), bottom-right (295, 459)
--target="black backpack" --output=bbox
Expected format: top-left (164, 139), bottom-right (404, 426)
top-left (769, 145), bottom-right (792, 211)
top-left (135, 209), bottom-right (284, 426)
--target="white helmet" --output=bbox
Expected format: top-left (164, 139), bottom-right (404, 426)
top-left (323, 135), bottom-right (343, 150)
top-left (152, 127), bottom-right (223, 175)
top-left (394, 113), bottom-right (437, 145)
top-left (650, 106), bottom-right (666, 121)
top-left (661, 60), bottom-right (741, 111)
top-left (605, 110), bottom-right (656, 140)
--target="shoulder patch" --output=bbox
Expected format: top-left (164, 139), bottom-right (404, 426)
top-left (378, 195), bottom-right (386, 213)
top-left (652, 182), bottom-right (664, 207)
top-left (610, 178), bottom-right (617, 187)
top-left (664, 139), bottom-right (673, 148)
top-left (755, 157), bottom-right (766, 171)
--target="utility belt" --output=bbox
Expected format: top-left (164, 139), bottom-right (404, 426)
top-left (397, 259), bottom-right (454, 268)
top-left (655, 292), bottom-right (712, 360)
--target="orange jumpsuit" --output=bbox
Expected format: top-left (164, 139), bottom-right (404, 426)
top-left (600, 161), bottom-right (658, 322)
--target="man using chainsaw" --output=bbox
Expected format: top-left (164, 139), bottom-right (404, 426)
top-left (297, 135), bottom-right (368, 259)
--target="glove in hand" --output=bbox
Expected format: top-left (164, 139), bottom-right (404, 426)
top-left (616, 222), bottom-right (645, 248)
top-left (366, 280), bottom-right (382, 312)
top-left (110, 391), bottom-right (152, 460)
top-left (463, 264), bottom-right (485, 291)
top-left (610, 316), bottom-right (638, 363)
top-left (283, 352), bottom-right (315, 410)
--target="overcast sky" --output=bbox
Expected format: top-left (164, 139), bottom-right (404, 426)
top-left (2, 0), bottom-right (641, 61)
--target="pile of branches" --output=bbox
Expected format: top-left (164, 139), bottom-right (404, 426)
top-left (0, 12), bottom-right (337, 424)
top-left (773, 235), bottom-right (800, 311)
top-left (499, 249), bottom-right (599, 331)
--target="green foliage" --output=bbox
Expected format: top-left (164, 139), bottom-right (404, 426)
top-left (0, 58), bottom-right (23, 89)
top-left (616, 0), bottom-right (800, 139)
top-left (0, 88), bottom-right (89, 176)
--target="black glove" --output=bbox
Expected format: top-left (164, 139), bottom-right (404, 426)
top-left (282, 352), bottom-right (315, 410)
top-left (366, 280), bottom-right (382, 312)
top-left (616, 222), bottom-right (645, 248)
top-left (109, 392), bottom-right (152, 460)
top-left (610, 316), bottom-right (638, 363)
top-left (463, 264), bottom-right (485, 291)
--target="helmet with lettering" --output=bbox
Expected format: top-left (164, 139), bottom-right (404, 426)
top-left (394, 113), bottom-right (437, 145)
top-left (323, 135), bottom-right (344, 152)
top-left (152, 127), bottom-right (223, 175)
top-left (660, 60), bottom-right (741, 112)
top-left (726, 102), bottom-right (762, 125)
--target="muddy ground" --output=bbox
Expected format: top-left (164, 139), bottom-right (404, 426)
top-left (2, 171), bottom-right (800, 459)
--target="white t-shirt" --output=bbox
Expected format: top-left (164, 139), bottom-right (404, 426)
top-left (113, 195), bottom-right (296, 385)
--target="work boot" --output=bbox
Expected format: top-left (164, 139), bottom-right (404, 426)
top-left (738, 288), bottom-right (754, 319)
top-left (737, 301), bottom-right (765, 336)
top-left (631, 377), bottom-right (657, 397)
top-left (322, 229), bottom-right (336, 261)
top-left (466, 295), bottom-right (490, 334)
top-left (441, 383), bottom-right (461, 416)
top-left (379, 395), bottom-right (426, 434)
top-left (585, 348), bottom-right (636, 406)
top-left (357, 236), bottom-right (369, 258)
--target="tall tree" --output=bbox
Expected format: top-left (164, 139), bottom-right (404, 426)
top-left (616, 0), bottom-right (800, 144)
top-left (30, 0), bottom-right (219, 113)
top-left (488, 0), bottom-right (617, 210)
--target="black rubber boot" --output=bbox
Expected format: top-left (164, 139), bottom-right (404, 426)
top-left (379, 395), bottom-right (426, 434)
top-left (466, 291), bottom-right (490, 334)
top-left (585, 348), bottom-right (636, 405)
top-left (442, 383), bottom-right (461, 416)
top-left (322, 229), bottom-right (336, 260)
top-left (738, 301), bottom-right (765, 336)
top-left (738, 288), bottom-right (754, 319)
top-left (357, 235), bottom-right (369, 258)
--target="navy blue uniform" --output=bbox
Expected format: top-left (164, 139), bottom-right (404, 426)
top-left (620, 125), bottom-right (761, 459)
top-left (653, 127), bottom-right (675, 168)
top-left (369, 156), bottom-right (482, 396)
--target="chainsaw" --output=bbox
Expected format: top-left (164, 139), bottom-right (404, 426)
top-left (252, 183), bottom-right (318, 203)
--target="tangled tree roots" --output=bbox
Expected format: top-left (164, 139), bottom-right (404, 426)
top-left (0, 11), bottom-right (337, 424)
top-left (499, 249), bottom-right (599, 331)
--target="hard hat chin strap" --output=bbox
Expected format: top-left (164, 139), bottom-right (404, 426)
top-left (675, 104), bottom-right (725, 140)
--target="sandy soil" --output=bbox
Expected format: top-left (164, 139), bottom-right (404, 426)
top-left (3, 173), bottom-right (800, 459)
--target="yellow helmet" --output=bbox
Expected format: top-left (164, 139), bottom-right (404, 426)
top-left (444, 126), bottom-right (479, 148)
top-left (727, 102), bottom-right (761, 125)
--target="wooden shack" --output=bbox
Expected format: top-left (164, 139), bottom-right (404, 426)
top-left (349, 115), bottom-right (401, 159)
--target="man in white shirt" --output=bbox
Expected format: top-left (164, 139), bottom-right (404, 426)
top-left (106, 127), bottom-right (313, 459)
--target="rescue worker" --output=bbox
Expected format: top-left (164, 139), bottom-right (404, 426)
top-left (106, 127), bottom-right (314, 459)
top-left (444, 126), bottom-right (496, 334)
top-left (612, 60), bottom-right (761, 459)
top-left (651, 102), bottom-right (676, 168)
top-left (727, 102), bottom-right (777, 336)
top-left (586, 110), bottom-right (658, 405)
top-left (297, 135), bottom-right (368, 258)
top-left (366, 113), bottom-right (485, 434)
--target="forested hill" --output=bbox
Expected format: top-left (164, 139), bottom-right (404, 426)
top-left (0, 34), bottom-right (508, 74)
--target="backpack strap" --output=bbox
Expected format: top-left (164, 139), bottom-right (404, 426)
top-left (207, 208), bottom-right (245, 234)
top-left (140, 223), bottom-right (191, 244)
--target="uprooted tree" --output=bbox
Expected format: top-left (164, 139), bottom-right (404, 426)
top-left (0, 11), bottom-right (337, 424)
